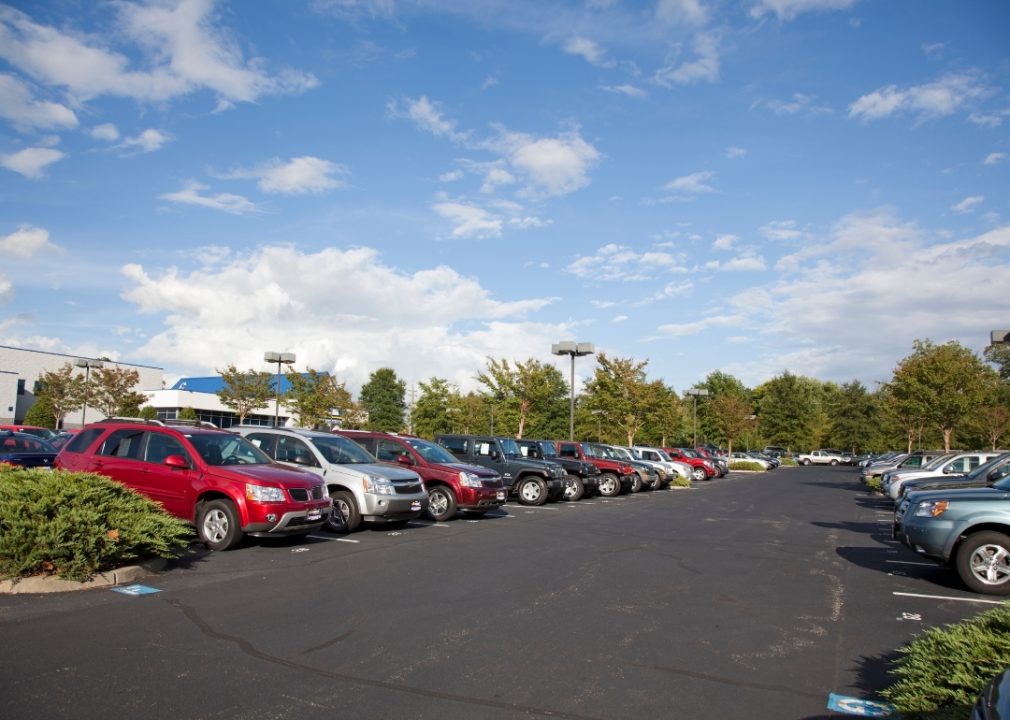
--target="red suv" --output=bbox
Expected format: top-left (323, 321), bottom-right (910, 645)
top-left (55, 419), bottom-right (331, 550)
top-left (555, 441), bottom-right (635, 497)
top-left (663, 447), bottom-right (717, 481)
top-left (340, 430), bottom-right (505, 521)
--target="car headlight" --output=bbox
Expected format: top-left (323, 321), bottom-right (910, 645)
top-left (362, 474), bottom-right (394, 495)
top-left (704, 460), bottom-right (714, 468)
top-left (914, 500), bottom-right (949, 518)
top-left (458, 471), bottom-right (483, 488)
top-left (246, 483), bottom-right (286, 502)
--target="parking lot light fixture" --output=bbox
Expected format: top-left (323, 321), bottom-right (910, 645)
top-left (264, 352), bottom-right (296, 427)
top-left (73, 358), bottom-right (104, 427)
top-left (992, 330), bottom-right (1010, 345)
top-left (552, 341), bottom-right (595, 442)
top-left (684, 388), bottom-right (709, 448)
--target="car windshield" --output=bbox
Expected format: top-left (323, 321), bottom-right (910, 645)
top-left (921, 454), bottom-right (954, 471)
top-left (18, 428), bottom-right (56, 440)
top-left (612, 447), bottom-right (634, 460)
top-left (187, 433), bottom-right (271, 466)
top-left (537, 441), bottom-right (559, 458)
top-left (405, 438), bottom-right (457, 464)
top-left (0, 435), bottom-right (56, 453)
top-left (312, 436), bottom-right (376, 464)
top-left (592, 444), bottom-right (621, 460)
top-left (499, 438), bottom-right (521, 456)
top-left (972, 454), bottom-right (1010, 486)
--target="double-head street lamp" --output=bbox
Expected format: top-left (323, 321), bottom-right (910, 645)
top-left (591, 409), bottom-right (607, 442)
top-left (264, 352), bottom-right (296, 428)
top-left (73, 358), bottom-right (104, 426)
top-left (684, 388), bottom-right (709, 448)
top-left (992, 331), bottom-right (1009, 344)
top-left (552, 341), bottom-right (595, 442)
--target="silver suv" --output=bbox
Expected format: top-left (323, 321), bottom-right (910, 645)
top-left (235, 427), bottom-right (427, 532)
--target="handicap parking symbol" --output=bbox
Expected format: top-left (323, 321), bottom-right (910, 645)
top-left (111, 584), bottom-right (161, 596)
top-left (827, 693), bottom-right (894, 717)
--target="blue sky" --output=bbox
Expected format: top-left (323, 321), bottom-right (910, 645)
top-left (0, 0), bottom-right (1007, 393)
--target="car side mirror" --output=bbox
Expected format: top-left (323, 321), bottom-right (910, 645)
top-left (990, 470), bottom-right (1002, 482)
top-left (164, 454), bottom-right (189, 469)
top-left (396, 454), bottom-right (414, 466)
top-left (490, 450), bottom-right (500, 460)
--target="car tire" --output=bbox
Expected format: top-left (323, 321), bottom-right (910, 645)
top-left (830, 459), bottom-right (839, 466)
top-left (956, 532), bottom-right (1010, 595)
top-left (802, 459), bottom-right (811, 466)
top-left (598, 473), bottom-right (620, 497)
top-left (330, 491), bottom-right (362, 533)
top-left (426, 485), bottom-right (457, 522)
top-left (691, 466), bottom-right (707, 482)
top-left (564, 475), bottom-right (585, 502)
top-left (198, 499), bottom-right (243, 551)
top-left (631, 474), bottom-right (644, 493)
top-left (517, 477), bottom-right (548, 506)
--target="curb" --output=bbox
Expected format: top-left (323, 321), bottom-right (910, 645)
top-left (0, 558), bottom-right (167, 595)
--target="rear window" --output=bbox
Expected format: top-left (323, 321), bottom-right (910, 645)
top-left (438, 437), bottom-right (468, 456)
top-left (0, 436), bottom-right (56, 454)
top-left (65, 428), bottom-right (104, 454)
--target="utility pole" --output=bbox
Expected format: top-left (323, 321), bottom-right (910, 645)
top-left (409, 383), bottom-right (415, 434)
top-left (684, 388), bottom-right (709, 448)
top-left (552, 341), bottom-right (595, 442)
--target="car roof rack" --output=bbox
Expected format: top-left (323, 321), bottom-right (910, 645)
top-left (96, 417), bottom-right (219, 430)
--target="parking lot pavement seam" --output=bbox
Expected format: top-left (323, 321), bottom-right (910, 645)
top-left (166, 598), bottom-right (607, 720)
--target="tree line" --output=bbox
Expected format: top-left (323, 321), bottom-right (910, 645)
top-left (26, 363), bottom-right (149, 429)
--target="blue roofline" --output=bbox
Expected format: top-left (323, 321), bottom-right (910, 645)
top-left (170, 372), bottom-right (327, 395)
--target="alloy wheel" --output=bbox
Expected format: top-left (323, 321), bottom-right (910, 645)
top-left (203, 509), bottom-right (229, 543)
top-left (970, 544), bottom-right (1010, 586)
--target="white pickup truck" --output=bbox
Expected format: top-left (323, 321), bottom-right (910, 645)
top-left (797, 450), bottom-right (843, 466)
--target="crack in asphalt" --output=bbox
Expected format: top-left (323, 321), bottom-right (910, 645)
top-left (290, 614), bottom-right (368, 658)
top-left (167, 599), bottom-right (605, 720)
top-left (633, 662), bottom-right (824, 700)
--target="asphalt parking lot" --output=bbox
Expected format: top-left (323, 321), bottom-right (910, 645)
top-left (0, 466), bottom-right (1002, 719)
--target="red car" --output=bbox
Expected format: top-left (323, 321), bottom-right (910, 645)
top-left (340, 430), bottom-right (505, 521)
top-left (663, 447), bottom-right (718, 481)
top-left (555, 441), bottom-right (635, 497)
top-left (55, 418), bottom-right (331, 550)
top-left (0, 425), bottom-right (57, 441)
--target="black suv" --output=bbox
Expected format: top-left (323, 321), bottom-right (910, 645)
top-left (435, 434), bottom-right (567, 506)
top-left (515, 439), bottom-right (600, 501)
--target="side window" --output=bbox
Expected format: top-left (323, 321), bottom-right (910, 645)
top-left (993, 462), bottom-right (1010, 481)
top-left (99, 429), bottom-right (145, 459)
top-left (376, 439), bottom-right (409, 462)
top-left (558, 444), bottom-right (577, 458)
top-left (65, 428), bottom-right (104, 454)
top-left (245, 433), bottom-right (277, 457)
top-left (643, 451), bottom-right (657, 461)
top-left (350, 437), bottom-right (377, 455)
top-left (145, 433), bottom-right (192, 466)
top-left (438, 437), bottom-right (468, 457)
top-left (968, 456), bottom-right (982, 470)
top-left (517, 443), bottom-right (532, 457)
top-left (475, 441), bottom-right (495, 457)
top-left (276, 436), bottom-right (320, 467)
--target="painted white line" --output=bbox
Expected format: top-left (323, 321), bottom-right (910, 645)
top-left (579, 502), bottom-right (597, 505)
top-left (336, 538), bottom-right (360, 543)
top-left (886, 560), bottom-right (936, 566)
top-left (892, 592), bottom-right (1004, 605)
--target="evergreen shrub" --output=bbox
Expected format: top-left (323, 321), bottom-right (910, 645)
top-left (728, 461), bottom-right (767, 472)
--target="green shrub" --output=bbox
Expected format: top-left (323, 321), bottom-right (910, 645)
top-left (139, 406), bottom-right (159, 420)
top-left (882, 603), bottom-right (1010, 720)
top-left (670, 475), bottom-right (691, 487)
top-left (728, 461), bottom-right (767, 472)
top-left (779, 457), bottom-right (798, 466)
top-left (22, 398), bottom-right (56, 430)
top-left (178, 407), bottom-right (198, 421)
top-left (0, 468), bottom-right (192, 581)
top-left (866, 476), bottom-right (882, 492)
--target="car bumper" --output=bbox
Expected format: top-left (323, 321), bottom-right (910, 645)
top-left (362, 492), bottom-right (428, 519)
top-left (619, 475), bottom-right (636, 489)
top-left (459, 486), bottom-right (507, 510)
top-left (894, 517), bottom-right (957, 562)
top-left (243, 500), bottom-right (331, 536)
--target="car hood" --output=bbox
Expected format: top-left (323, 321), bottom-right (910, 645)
top-left (905, 486), bottom-right (1010, 503)
top-left (903, 476), bottom-right (978, 492)
top-left (214, 463), bottom-right (322, 488)
top-left (443, 462), bottom-right (498, 477)
top-left (335, 462), bottom-right (420, 481)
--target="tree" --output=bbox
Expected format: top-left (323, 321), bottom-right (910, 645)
top-left (753, 371), bottom-right (819, 451)
top-left (985, 343), bottom-right (1010, 381)
top-left (887, 340), bottom-right (993, 453)
top-left (23, 396), bottom-right (56, 430)
top-left (584, 354), bottom-right (660, 446)
top-left (285, 368), bottom-right (354, 429)
top-left (695, 371), bottom-right (750, 443)
top-left (360, 368), bottom-right (407, 432)
top-left (411, 377), bottom-right (452, 439)
top-left (139, 406), bottom-right (159, 420)
top-left (34, 362), bottom-right (85, 429)
top-left (178, 407), bottom-right (198, 421)
top-left (643, 383), bottom-right (687, 447)
top-left (828, 380), bottom-right (882, 453)
top-left (216, 365), bottom-right (274, 425)
top-left (973, 406), bottom-right (1010, 451)
top-left (477, 358), bottom-right (568, 439)
top-left (89, 366), bottom-right (147, 419)
top-left (708, 394), bottom-right (756, 454)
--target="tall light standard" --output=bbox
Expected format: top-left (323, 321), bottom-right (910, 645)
top-left (552, 341), bottom-right (595, 442)
top-left (73, 358), bottom-right (104, 427)
top-left (684, 388), bottom-right (709, 448)
top-left (993, 330), bottom-right (1010, 344)
top-left (591, 410), bottom-right (606, 442)
top-left (264, 352), bottom-right (296, 428)
top-left (446, 407), bottom-right (461, 433)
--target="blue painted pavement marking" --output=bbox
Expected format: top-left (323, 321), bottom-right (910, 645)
top-left (827, 693), bottom-right (894, 717)
top-left (111, 584), bottom-right (161, 596)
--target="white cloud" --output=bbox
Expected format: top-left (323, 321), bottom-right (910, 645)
top-left (89, 123), bottom-right (119, 141)
top-left (159, 181), bottom-right (261, 215)
top-left (922, 41), bottom-right (947, 56)
top-left (968, 112), bottom-right (1007, 128)
top-left (395, 96), bottom-right (466, 140)
top-left (848, 72), bottom-right (988, 123)
top-left (599, 84), bottom-right (647, 98)
top-left (116, 128), bottom-right (173, 155)
top-left (565, 244), bottom-right (686, 281)
top-left (439, 169), bottom-right (464, 182)
top-left (952, 195), bottom-right (984, 213)
top-left (0, 147), bottom-right (65, 179)
top-left (0, 2), bottom-right (317, 105)
top-left (633, 280), bottom-right (694, 305)
top-left (720, 255), bottom-right (767, 271)
top-left (0, 72), bottom-right (77, 131)
top-left (759, 220), bottom-right (804, 241)
top-left (656, 0), bottom-right (709, 25)
top-left (0, 225), bottom-right (63, 259)
top-left (749, 0), bottom-right (860, 20)
top-left (482, 75), bottom-right (498, 89)
top-left (590, 300), bottom-right (616, 308)
top-left (119, 244), bottom-right (564, 390)
top-left (224, 156), bottom-right (350, 195)
top-left (648, 171), bottom-right (716, 202)
top-left (658, 314), bottom-right (745, 337)
top-left (432, 202), bottom-right (502, 239)
top-left (760, 93), bottom-right (833, 117)
top-left (654, 33), bottom-right (720, 86)
top-left (613, 315), bottom-right (628, 323)
top-left (985, 153), bottom-right (1007, 166)
top-left (724, 146), bottom-right (747, 159)
top-left (712, 234), bottom-right (738, 250)
top-left (509, 216), bottom-right (552, 229)
top-left (0, 270), bottom-right (13, 305)
top-left (480, 167), bottom-right (516, 193)
top-left (562, 36), bottom-right (615, 68)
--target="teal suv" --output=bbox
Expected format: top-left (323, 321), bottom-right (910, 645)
top-left (895, 474), bottom-right (1010, 595)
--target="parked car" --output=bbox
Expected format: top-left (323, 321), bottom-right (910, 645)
top-left (971, 666), bottom-right (1010, 719)
top-left (862, 451), bottom-right (947, 481)
top-left (692, 447), bottom-right (729, 476)
top-left (763, 445), bottom-right (787, 458)
top-left (592, 443), bottom-right (657, 492)
top-left (436, 434), bottom-right (566, 506)
top-left (746, 451), bottom-right (780, 468)
top-left (884, 452), bottom-right (1001, 501)
top-left (881, 454), bottom-right (954, 497)
top-left (339, 430), bottom-right (505, 521)
top-left (0, 430), bottom-right (58, 470)
top-left (898, 453), bottom-right (1010, 499)
top-left (515, 439), bottom-right (600, 501)
top-left (555, 441), bottom-right (635, 496)
top-left (0, 425), bottom-right (57, 440)
top-left (56, 418), bottom-right (331, 550)
top-left (663, 447), bottom-right (718, 481)
top-left (628, 446), bottom-right (689, 482)
top-left (796, 450), bottom-right (844, 466)
top-left (47, 430), bottom-right (80, 450)
top-left (729, 452), bottom-right (772, 469)
top-left (235, 426), bottom-right (427, 532)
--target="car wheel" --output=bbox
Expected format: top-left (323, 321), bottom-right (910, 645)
top-left (957, 532), bottom-right (1010, 595)
top-left (518, 477), bottom-right (548, 506)
top-left (802, 459), bottom-right (811, 466)
top-left (330, 490), bottom-right (362, 533)
top-left (830, 459), bottom-right (839, 466)
top-left (691, 466), bottom-right (707, 482)
top-left (426, 485), bottom-right (457, 522)
top-left (631, 474), bottom-right (644, 493)
top-left (598, 474), bottom-right (620, 497)
top-left (198, 499), bottom-right (242, 551)
top-left (564, 475), bottom-right (585, 502)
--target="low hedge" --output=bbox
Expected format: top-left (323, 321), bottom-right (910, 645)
top-left (779, 457), bottom-right (798, 466)
top-left (0, 468), bottom-right (192, 581)
top-left (670, 475), bottom-right (691, 487)
top-left (728, 461), bottom-right (767, 472)
top-left (882, 603), bottom-right (1010, 719)
top-left (866, 476), bottom-right (882, 492)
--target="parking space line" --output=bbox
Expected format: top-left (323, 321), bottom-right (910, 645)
top-left (892, 592), bottom-right (1003, 605)
top-left (336, 538), bottom-right (360, 544)
top-left (306, 535), bottom-right (341, 541)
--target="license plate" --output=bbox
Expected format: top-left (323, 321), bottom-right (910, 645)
top-left (411, 500), bottom-right (421, 511)
top-left (496, 491), bottom-right (505, 500)
top-left (306, 509), bottom-right (321, 522)
top-left (36, 466), bottom-right (52, 472)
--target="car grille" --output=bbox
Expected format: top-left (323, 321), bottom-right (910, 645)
top-left (394, 482), bottom-right (423, 495)
top-left (482, 478), bottom-right (504, 488)
top-left (288, 488), bottom-right (309, 502)
top-left (311, 485), bottom-right (324, 500)
top-left (287, 516), bottom-right (308, 527)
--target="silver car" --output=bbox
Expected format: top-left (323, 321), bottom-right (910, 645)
top-left (235, 427), bottom-right (427, 532)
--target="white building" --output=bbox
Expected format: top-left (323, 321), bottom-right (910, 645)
top-left (143, 376), bottom-right (294, 428)
top-left (0, 345), bottom-right (163, 428)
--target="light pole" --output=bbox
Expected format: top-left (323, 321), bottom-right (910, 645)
top-left (684, 388), bottom-right (709, 448)
top-left (489, 403), bottom-right (495, 436)
top-left (591, 410), bottom-right (606, 442)
top-left (446, 407), bottom-right (461, 433)
top-left (73, 358), bottom-right (104, 427)
top-left (552, 341), bottom-right (595, 442)
top-left (743, 414), bottom-right (757, 451)
top-left (992, 330), bottom-right (1010, 344)
top-left (264, 352), bottom-right (296, 428)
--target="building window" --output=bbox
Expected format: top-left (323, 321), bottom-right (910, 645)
top-left (154, 407), bottom-right (285, 429)
top-left (17, 379), bottom-right (25, 396)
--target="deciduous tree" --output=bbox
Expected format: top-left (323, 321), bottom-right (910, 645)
top-left (216, 365), bottom-right (274, 425)
top-left (412, 377), bottom-right (452, 439)
top-left (584, 354), bottom-right (660, 447)
top-left (828, 380), bottom-right (882, 453)
top-left (89, 366), bottom-right (147, 419)
top-left (359, 367), bottom-right (407, 432)
top-left (477, 358), bottom-right (568, 439)
top-left (34, 362), bottom-right (85, 429)
top-left (284, 368), bottom-right (353, 429)
top-left (708, 393), bottom-right (757, 454)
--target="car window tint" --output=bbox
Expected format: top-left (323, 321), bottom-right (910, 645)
top-left (438, 437), bottom-right (468, 456)
top-left (65, 428), bottom-right (104, 454)
top-left (145, 433), bottom-right (191, 465)
top-left (99, 429), bottom-right (145, 459)
top-left (375, 439), bottom-right (409, 463)
top-left (187, 434), bottom-right (271, 466)
top-left (558, 445), bottom-right (577, 458)
top-left (946, 457), bottom-right (968, 473)
top-left (245, 433), bottom-right (277, 457)
top-left (350, 437), bottom-right (377, 455)
top-left (969, 456), bottom-right (982, 470)
top-left (475, 441), bottom-right (495, 457)
top-left (0, 436), bottom-right (55, 453)
top-left (276, 436), bottom-right (320, 467)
